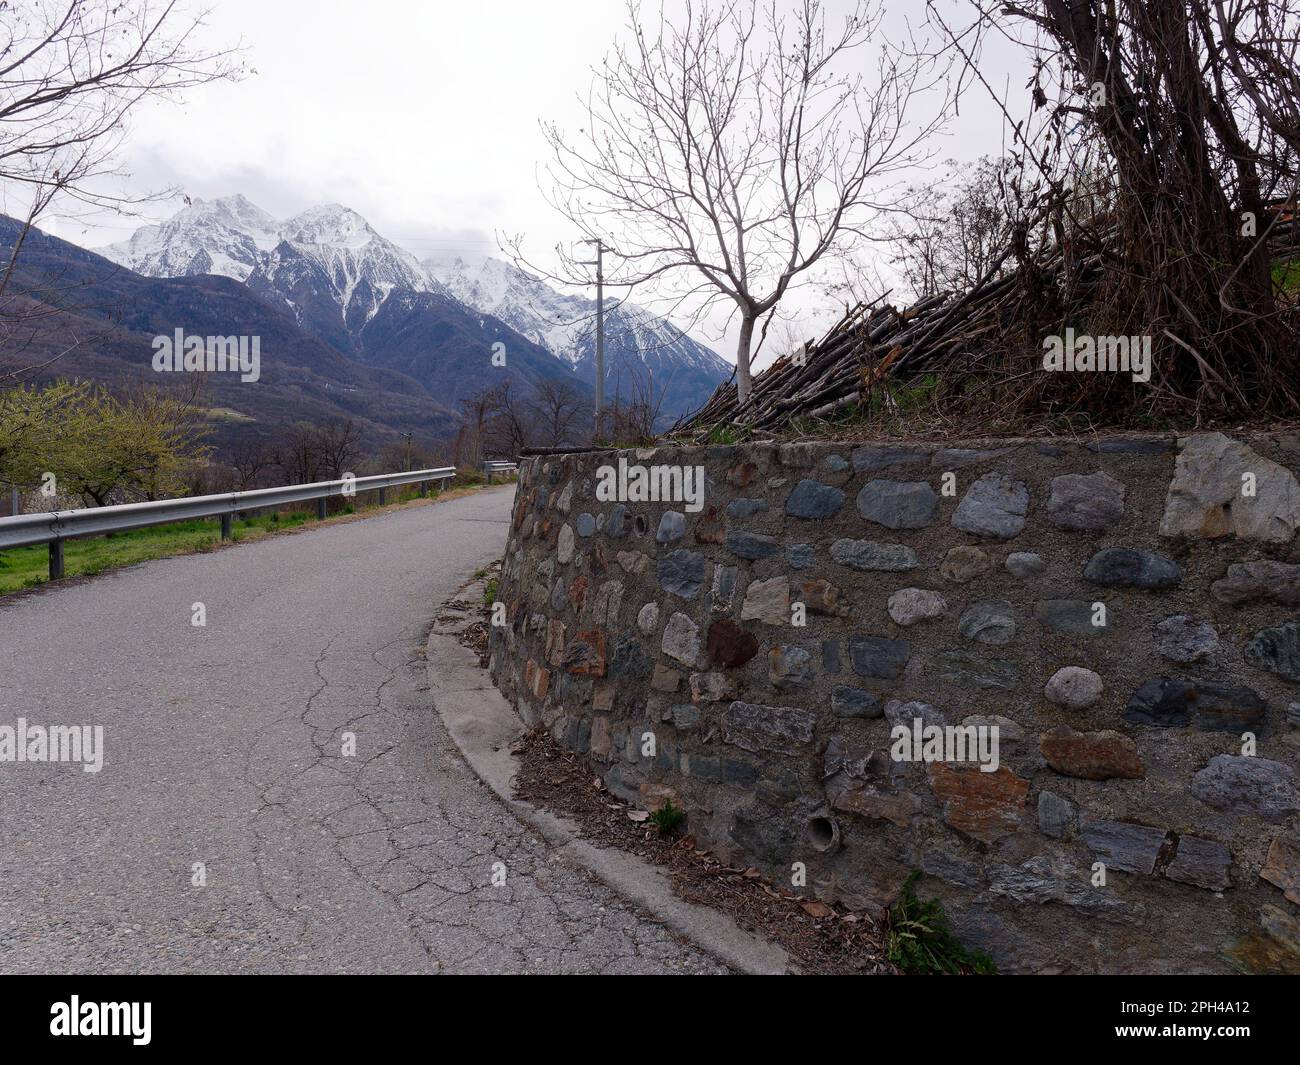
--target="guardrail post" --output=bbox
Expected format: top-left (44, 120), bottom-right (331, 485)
top-left (378, 487), bottom-right (386, 506)
top-left (220, 513), bottom-right (233, 540)
top-left (317, 498), bottom-right (327, 521)
top-left (418, 481), bottom-right (426, 498)
top-left (49, 540), bottom-right (64, 580)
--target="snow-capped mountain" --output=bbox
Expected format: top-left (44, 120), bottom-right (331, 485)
top-left (428, 256), bottom-right (731, 419)
top-left (100, 195), bottom-right (730, 419)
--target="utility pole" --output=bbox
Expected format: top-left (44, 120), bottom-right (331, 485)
top-left (579, 238), bottom-right (605, 438)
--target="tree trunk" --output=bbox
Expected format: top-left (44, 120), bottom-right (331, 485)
top-left (736, 315), bottom-right (755, 408)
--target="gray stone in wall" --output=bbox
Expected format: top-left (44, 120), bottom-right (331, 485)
top-left (832, 685), bottom-right (882, 718)
top-left (825, 454), bottom-right (849, 473)
top-left (550, 579), bottom-right (568, 612)
top-left (576, 512), bottom-right (595, 537)
top-left (726, 529), bottom-right (782, 560)
top-left (787, 543), bottom-right (815, 569)
top-left (726, 498), bottom-right (769, 518)
top-left (1047, 471), bottom-right (1126, 530)
top-left (1080, 819), bottom-right (1170, 875)
top-left (557, 523), bottom-right (575, 564)
top-left (1211, 561), bottom-right (1300, 607)
top-left (556, 481), bottom-right (573, 514)
top-left (661, 612), bottom-right (701, 667)
top-left (1244, 621), bottom-right (1300, 683)
top-left (1037, 791), bottom-right (1077, 839)
top-left (987, 856), bottom-right (1127, 912)
top-left (667, 704), bottom-right (701, 730)
top-left (722, 700), bottom-right (817, 755)
top-left (591, 580), bottom-right (624, 627)
top-left (778, 442), bottom-right (817, 468)
top-left (888, 588), bottom-right (948, 626)
top-left (786, 479), bottom-right (846, 519)
top-left (1005, 552), bottom-right (1045, 578)
top-left (884, 698), bottom-right (947, 729)
top-left (657, 549), bottom-right (706, 599)
top-left (1165, 835), bottom-right (1232, 891)
top-left (609, 637), bottom-right (652, 681)
top-left (1154, 614), bottom-right (1221, 667)
top-left (934, 650), bottom-right (1019, 690)
top-left (958, 600), bottom-right (1017, 646)
top-left (637, 602), bottom-right (660, 635)
top-left (1036, 599), bottom-right (1109, 636)
top-left (1124, 677), bottom-right (1267, 732)
top-left (768, 645), bottom-right (812, 689)
top-left (856, 480), bottom-right (938, 529)
top-left (921, 848), bottom-right (984, 888)
top-left (1160, 432), bottom-right (1300, 543)
top-left (605, 503), bottom-right (629, 538)
top-left (830, 539), bottom-right (918, 571)
top-left (1084, 548), bottom-right (1181, 589)
top-left (1191, 755), bottom-right (1300, 821)
top-left (655, 511), bottom-right (686, 543)
top-left (951, 472), bottom-right (1029, 538)
top-left (1043, 666), bottom-right (1104, 710)
top-left (848, 635), bottom-right (911, 680)
top-left (851, 444), bottom-right (928, 472)
top-left (822, 640), bottom-right (841, 674)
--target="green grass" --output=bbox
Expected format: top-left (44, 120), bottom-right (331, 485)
top-left (0, 479), bottom-right (465, 596)
top-left (1274, 258), bottom-right (1300, 294)
top-left (885, 873), bottom-right (996, 975)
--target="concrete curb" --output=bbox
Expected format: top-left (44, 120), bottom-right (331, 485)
top-left (426, 577), bottom-right (791, 976)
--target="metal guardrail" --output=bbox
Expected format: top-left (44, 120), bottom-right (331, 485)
top-left (482, 459), bottom-right (519, 482)
top-left (0, 466), bottom-right (456, 579)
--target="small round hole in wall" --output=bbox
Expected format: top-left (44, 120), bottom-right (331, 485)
top-left (633, 513), bottom-right (649, 536)
top-left (808, 815), bottom-right (839, 853)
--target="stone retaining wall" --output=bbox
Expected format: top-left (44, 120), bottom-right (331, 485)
top-left (488, 433), bottom-right (1300, 973)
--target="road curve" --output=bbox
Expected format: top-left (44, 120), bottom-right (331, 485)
top-left (0, 488), bottom-right (724, 974)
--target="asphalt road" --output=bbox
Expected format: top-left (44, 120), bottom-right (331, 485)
top-left (0, 488), bottom-right (724, 974)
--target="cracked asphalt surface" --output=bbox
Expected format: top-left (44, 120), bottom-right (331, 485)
top-left (0, 487), bottom-right (726, 974)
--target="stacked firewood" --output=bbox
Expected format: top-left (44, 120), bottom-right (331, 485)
top-left (680, 212), bottom-right (1298, 436)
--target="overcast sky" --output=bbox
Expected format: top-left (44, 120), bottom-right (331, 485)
top-left (25, 0), bottom-right (1032, 369)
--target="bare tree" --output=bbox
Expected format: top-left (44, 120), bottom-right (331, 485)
top-left (0, 0), bottom-right (241, 377)
top-left (531, 379), bottom-right (592, 447)
top-left (518, 0), bottom-right (953, 406)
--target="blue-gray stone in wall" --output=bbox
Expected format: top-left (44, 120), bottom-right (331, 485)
top-left (848, 635), bottom-right (911, 680)
top-left (851, 445), bottom-right (928, 472)
top-left (1244, 621), bottom-right (1300, 683)
top-left (822, 639), bottom-right (842, 674)
top-left (655, 511), bottom-right (686, 543)
top-left (1037, 791), bottom-right (1077, 839)
top-left (830, 539), bottom-right (918, 571)
top-left (576, 512), bottom-right (596, 537)
top-left (609, 637), bottom-right (653, 681)
top-left (1047, 471), bottom-right (1125, 530)
top-left (1164, 835), bottom-right (1232, 890)
top-left (1079, 819), bottom-right (1169, 875)
top-left (550, 579), bottom-right (568, 611)
top-left (722, 700), bottom-right (818, 754)
top-left (856, 480), bottom-right (938, 529)
top-left (1191, 755), bottom-right (1300, 821)
top-left (726, 530), bottom-right (782, 560)
top-left (1083, 548), bottom-right (1181, 589)
top-left (605, 503), bottom-right (629, 538)
top-left (958, 600), bottom-right (1017, 646)
top-left (951, 472), bottom-right (1029, 538)
top-left (934, 650), bottom-right (1019, 690)
top-left (787, 543), bottom-right (815, 569)
top-left (726, 497), bottom-right (769, 518)
top-left (1036, 599), bottom-right (1110, 636)
top-left (785, 479), bottom-right (846, 519)
top-left (832, 686), bottom-right (883, 723)
top-left (825, 454), bottom-right (850, 472)
top-left (657, 549), bottom-right (706, 598)
top-left (1124, 677), bottom-right (1266, 732)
